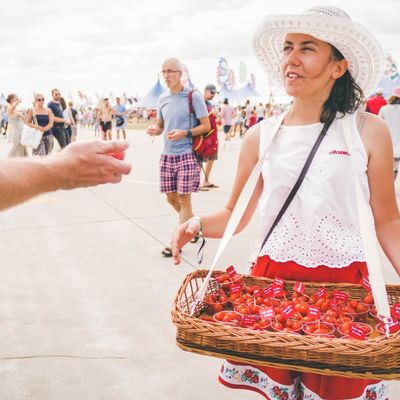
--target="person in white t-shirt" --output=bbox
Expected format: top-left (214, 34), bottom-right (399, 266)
top-left (379, 87), bottom-right (400, 179)
top-left (171, 6), bottom-right (399, 400)
top-left (256, 102), bottom-right (265, 122)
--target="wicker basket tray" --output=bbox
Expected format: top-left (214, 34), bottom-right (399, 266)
top-left (171, 269), bottom-right (400, 379)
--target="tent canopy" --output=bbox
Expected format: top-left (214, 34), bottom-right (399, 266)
top-left (136, 78), bottom-right (166, 108)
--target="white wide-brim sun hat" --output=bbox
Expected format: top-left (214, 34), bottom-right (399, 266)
top-left (253, 6), bottom-right (385, 96)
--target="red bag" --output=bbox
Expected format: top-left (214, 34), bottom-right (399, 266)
top-left (188, 90), bottom-right (218, 160)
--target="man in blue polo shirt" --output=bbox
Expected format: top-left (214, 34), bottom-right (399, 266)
top-left (48, 89), bottom-right (70, 149)
top-left (113, 97), bottom-right (127, 140)
top-left (147, 57), bottom-right (210, 257)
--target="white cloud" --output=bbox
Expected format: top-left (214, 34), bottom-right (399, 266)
top-left (0, 0), bottom-right (399, 104)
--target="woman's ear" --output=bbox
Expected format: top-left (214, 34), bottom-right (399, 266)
top-left (333, 59), bottom-right (348, 79)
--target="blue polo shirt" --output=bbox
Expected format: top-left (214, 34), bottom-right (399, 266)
top-left (114, 104), bottom-right (126, 115)
top-left (156, 87), bottom-right (208, 155)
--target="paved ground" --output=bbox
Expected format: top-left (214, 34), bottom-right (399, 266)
top-left (0, 129), bottom-right (399, 399)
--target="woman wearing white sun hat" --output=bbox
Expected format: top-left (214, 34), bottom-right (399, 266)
top-left (172, 5), bottom-right (400, 399)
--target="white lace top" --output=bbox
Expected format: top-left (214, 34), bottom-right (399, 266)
top-left (258, 113), bottom-right (370, 268)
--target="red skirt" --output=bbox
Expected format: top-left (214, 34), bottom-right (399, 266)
top-left (218, 255), bottom-right (389, 400)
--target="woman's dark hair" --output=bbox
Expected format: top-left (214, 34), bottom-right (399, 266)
top-left (223, 98), bottom-right (229, 105)
top-left (320, 46), bottom-right (364, 123)
top-left (6, 93), bottom-right (17, 104)
top-left (59, 96), bottom-right (67, 111)
top-left (388, 95), bottom-right (400, 105)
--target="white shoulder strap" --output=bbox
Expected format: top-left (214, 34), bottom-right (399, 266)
top-left (191, 113), bottom-right (286, 314)
top-left (341, 113), bottom-right (391, 320)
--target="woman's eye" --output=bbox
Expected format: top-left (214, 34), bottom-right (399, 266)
top-left (283, 46), bottom-right (292, 52)
top-left (302, 47), bottom-right (314, 52)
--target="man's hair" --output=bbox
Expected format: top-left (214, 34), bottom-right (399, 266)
top-left (320, 45), bottom-right (364, 123)
top-left (162, 57), bottom-right (183, 71)
top-left (52, 88), bottom-right (60, 95)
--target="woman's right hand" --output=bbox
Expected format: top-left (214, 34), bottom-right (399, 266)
top-left (171, 217), bottom-right (201, 265)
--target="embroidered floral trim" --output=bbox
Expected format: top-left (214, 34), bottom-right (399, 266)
top-left (220, 361), bottom-right (389, 400)
top-left (220, 361), bottom-right (299, 400)
top-left (301, 380), bottom-right (389, 400)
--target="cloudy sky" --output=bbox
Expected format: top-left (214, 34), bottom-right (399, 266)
top-left (1, 0), bottom-right (399, 104)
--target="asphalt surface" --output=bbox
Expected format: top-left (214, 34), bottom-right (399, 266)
top-left (0, 128), bottom-right (399, 399)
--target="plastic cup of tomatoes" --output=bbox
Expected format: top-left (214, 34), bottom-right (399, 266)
top-left (322, 311), bottom-right (354, 326)
top-left (203, 293), bottom-right (229, 314)
top-left (231, 293), bottom-right (258, 307)
top-left (213, 311), bottom-right (243, 326)
top-left (340, 301), bottom-right (370, 322)
top-left (271, 319), bottom-right (303, 335)
top-left (249, 319), bottom-right (271, 331)
top-left (337, 322), bottom-right (373, 339)
top-left (214, 273), bottom-right (232, 290)
top-left (375, 321), bottom-right (400, 336)
top-left (261, 297), bottom-right (282, 308)
top-left (302, 322), bottom-right (335, 337)
top-left (234, 303), bottom-right (261, 316)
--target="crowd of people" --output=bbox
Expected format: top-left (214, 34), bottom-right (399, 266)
top-left (0, 91), bottom-right (132, 158)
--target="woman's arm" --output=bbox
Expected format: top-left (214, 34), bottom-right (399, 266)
top-left (362, 114), bottom-right (400, 277)
top-left (24, 109), bottom-right (38, 129)
top-left (172, 124), bottom-right (263, 264)
top-left (6, 101), bottom-right (19, 117)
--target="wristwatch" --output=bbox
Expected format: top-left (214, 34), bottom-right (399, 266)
top-left (186, 130), bottom-right (193, 139)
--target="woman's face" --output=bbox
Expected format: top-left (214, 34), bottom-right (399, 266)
top-left (280, 33), bottom-right (344, 99)
top-left (35, 96), bottom-right (45, 106)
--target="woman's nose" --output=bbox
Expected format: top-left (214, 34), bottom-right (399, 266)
top-left (286, 49), bottom-right (301, 66)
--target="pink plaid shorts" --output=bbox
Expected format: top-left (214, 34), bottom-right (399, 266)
top-left (159, 152), bottom-right (201, 194)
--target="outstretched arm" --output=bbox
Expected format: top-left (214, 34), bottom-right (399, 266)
top-left (0, 140), bottom-right (132, 211)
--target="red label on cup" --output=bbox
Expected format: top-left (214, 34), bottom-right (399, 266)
top-left (308, 306), bottom-right (321, 319)
top-left (253, 286), bottom-right (261, 297)
top-left (230, 284), bottom-right (242, 296)
top-left (272, 285), bottom-right (284, 297)
top-left (263, 285), bottom-right (274, 298)
top-left (293, 281), bottom-right (305, 294)
top-left (282, 303), bottom-right (295, 319)
top-left (242, 315), bottom-right (258, 327)
top-left (360, 276), bottom-right (371, 291)
top-left (389, 322), bottom-right (400, 333)
top-left (274, 277), bottom-right (284, 288)
top-left (349, 325), bottom-right (366, 340)
top-left (391, 304), bottom-right (400, 318)
top-left (316, 288), bottom-right (326, 299)
top-left (260, 307), bottom-right (275, 320)
top-left (333, 290), bottom-right (349, 302)
top-left (226, 265), bottom-right (237, 278)
top-left (329, 300), bottom-right (339, 312)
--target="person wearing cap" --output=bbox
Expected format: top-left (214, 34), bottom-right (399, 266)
top-left (172, 6), bottom-right (399, 399)
top-left (379, 87), bottom-right (400, 179)
top-left (146, 58), bottom-right (210, 257)
top-left (366, 88), bottom-right (387, 115)
top-left (200, 84), bottom-right (219, 190)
